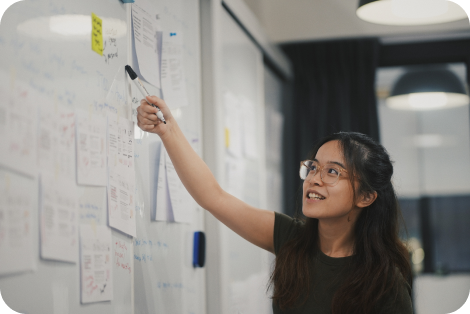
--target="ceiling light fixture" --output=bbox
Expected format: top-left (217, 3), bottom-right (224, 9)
top-left (17, 15), bottom-right (126, 41)
top-left (386, 67), bottom-right (469, 111)
top-left (49, 15), bottom-right (92, 36)
top-left (357, 0), bottom-right (467, 25)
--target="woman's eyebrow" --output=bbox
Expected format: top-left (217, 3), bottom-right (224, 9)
top-left (313, 158), bottom-right (346, 169)
top-left (330, 161), bottom-right (346, 169)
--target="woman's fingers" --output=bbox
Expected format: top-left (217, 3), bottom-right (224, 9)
top-left (137, 104), bottom-right (159, 123)
top-left (138, 122), bottom-right (155, 132)
top-left (145, 95), bottom-right (171, 117)
top-left (145, 95), bottom-right (166, 108)
top-left (137, 115), bottom-right (157, 126)
top-left (136, 95), bottom-right (171, 136)
top-left (138, 101), bottom-right (158, 117)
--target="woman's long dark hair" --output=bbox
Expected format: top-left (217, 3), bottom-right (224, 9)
top-left (269, 132), bottom-right (412, 314)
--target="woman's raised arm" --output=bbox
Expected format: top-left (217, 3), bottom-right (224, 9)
top-left (137, 95), bottom-right (275, 253)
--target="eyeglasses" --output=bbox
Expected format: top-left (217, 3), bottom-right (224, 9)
top-left (299, 160), bottom-right (348, 185)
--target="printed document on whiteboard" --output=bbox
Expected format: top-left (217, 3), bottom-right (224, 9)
top-left (240, 97), bottom-right (258, 159)
top-left (132, 0), bottom-right (161, 88)
top-left (40, 174), bottom-right (78, 263)
top-left (0, 79), bottom-right (37, 177)
top-left (107, 113), bottom-right (136, 237)
top-left (38, 105), bottom-right (76, 181)
top-left (0, 170), bottom-right (35, 275)
top-left (161, 31), bottom-right (189, 108)
top-left (76, 113), bottom-right (107, 186)
top-left (155, 145), bottom-right (173, 222)
top-left (223, 91), bottom-right (243, 158)
top-left (80, 225), bottom-right (113, 303)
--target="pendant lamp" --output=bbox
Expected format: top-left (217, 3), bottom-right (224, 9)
top-left (357, 0), bottom-right (467, 25)
top-left (386, 67), bottom-right (469, 110)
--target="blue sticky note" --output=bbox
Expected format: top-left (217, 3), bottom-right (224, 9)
top-left (121, 0), bottom-right (135, 3)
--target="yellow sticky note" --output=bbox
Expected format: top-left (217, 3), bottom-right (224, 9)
top-left (225, 128), bottom-right (230, 148)
top-left (91, 13), bottom-right (103, 56)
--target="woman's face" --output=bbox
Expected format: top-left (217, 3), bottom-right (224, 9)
top-left (302, 140), bottom-right (356, 220)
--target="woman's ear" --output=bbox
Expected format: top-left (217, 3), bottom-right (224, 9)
top-left (356, 191), bottom-right (377, 208)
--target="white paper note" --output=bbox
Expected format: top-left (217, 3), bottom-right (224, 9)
top-left (76, 113), bottom-right (107, 186)
top-left (113, 236), bottom-right (132, 275)
top-left (80, 225), bottom-right (113, 303)
top-left (40, 174), bottom-right (78, 263)
top-left (107, 114), bottom-right (136, 237)
top-left (148, 138), bottom-right (160, 219)
top-left (0, 170), bottom-right (35, 275)
top-left (240, 97), bottom-right (258, 159)
top-left (105, 67), bottom-right (128, 118)
top-left (0, 80), bottom-right (37, 177)
top-left (224, 92), bottom-right (243, 158)
top-left (165, 151), bottom-right (193, 223)
top-left (38, 107), bottom-right (76, 181)
top-left (155, 146), bottom-right (173, 221)
top-left (132, 0), bottom-right (161, 88)
top-left (161, 31), bottom-right (189, 109)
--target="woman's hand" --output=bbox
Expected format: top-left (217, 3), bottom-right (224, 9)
top-left (136, 95), bottom-right (173, 139)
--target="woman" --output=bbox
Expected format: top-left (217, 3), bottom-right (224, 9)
top-left (137, 96), bottom-right (413, 314)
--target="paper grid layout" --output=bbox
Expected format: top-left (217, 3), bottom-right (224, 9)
top-left (0, 79), bottom-right (37, 177)
top-left (80, 225), bottom-right (113, 303)
top-left (107, 114), bottom-right (136, 237)
top-left (40, 174), bottom-right (78, 263)
top-left (0, 170), bottom-right (35, 275)
top-left (38, 106), bottom-right (76, 181)
top-left (76, 113), bottom-right (107, 186)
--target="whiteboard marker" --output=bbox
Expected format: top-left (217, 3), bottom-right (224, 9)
top-left (125, 65), bottom-right (166, 124)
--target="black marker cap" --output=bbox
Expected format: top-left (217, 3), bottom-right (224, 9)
top-left (125, 65), bottom-right (137, 80)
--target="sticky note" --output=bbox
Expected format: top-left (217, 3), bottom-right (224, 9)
top-left (91, 13), bottom-right (103, 56)
top-left (225, 128), bottom-right (230, 148)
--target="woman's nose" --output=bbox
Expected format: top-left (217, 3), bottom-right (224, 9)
top-left (306, 169), bottom-right (323, 186)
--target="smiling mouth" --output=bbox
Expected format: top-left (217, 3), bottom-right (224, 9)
top-left (307, 193), bottom-right (325, 200)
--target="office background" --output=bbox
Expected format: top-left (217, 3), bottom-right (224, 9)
top-left (0, 0), bottom-right (469, 313)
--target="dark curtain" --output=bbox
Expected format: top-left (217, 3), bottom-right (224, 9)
top-left (429, 195), bottom-right (470, 272)
top-left (281, 38), bottom-right (381, 217)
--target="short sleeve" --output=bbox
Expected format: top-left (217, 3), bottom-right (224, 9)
top-left (376, 278), bottom-right (413, 314)
top-left (273, 212), bottom-right (304, 255)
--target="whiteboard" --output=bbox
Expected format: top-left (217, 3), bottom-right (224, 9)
top-left (218, 7), bottom-right (272, 314)
top-left (0, 0), bottom-right (205, 313)
top-left (131, 0), bottom-right (205, 314)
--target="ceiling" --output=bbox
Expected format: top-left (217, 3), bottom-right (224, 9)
top-left (243, 0), bottom-right (470, 44)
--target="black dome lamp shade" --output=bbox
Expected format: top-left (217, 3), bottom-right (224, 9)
top-left (386, 68), bottom-right (469, 111)
top-left (357, 0), bottom-right (467, 25)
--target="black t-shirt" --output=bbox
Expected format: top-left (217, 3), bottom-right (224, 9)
top-left (273, 212), bottom-right (413, 314)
